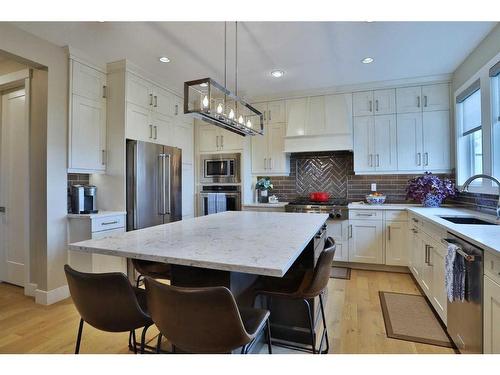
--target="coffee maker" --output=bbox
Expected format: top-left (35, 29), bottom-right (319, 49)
top-left (71, 185), bottom-right (98, 214)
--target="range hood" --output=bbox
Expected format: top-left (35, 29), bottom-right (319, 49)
top-left (284, 134), bottom-right (353, 153)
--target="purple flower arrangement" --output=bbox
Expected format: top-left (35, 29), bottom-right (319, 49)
top-left (406, 172), bottom-right (456, 207)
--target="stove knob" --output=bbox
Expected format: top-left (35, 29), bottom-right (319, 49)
top-left (335, 212), bottom-right (342, 219)
top-left (328, 212), bottom-right (335, 219)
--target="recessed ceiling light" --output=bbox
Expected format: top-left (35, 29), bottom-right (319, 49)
top-left (271, 70), bottom-right (284, 78)
top-left (159, 56), bottom-right (171, 63)
top-left (361, 57), bottom-right (374, 64)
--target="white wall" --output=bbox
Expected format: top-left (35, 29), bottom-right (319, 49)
top-left (0, 24), bottom-right (69, 297)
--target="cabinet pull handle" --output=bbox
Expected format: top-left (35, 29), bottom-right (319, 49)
top-left (102, 85), bottom-right (107, 99)
top-left (424, 152), bottom-right (429, 166)
top-left (369, 100), bottom-right (373, 113)
top-left (154, 95), bottom-right (158, 108)
top-left (268, 110), bottom-right (272, 121)
top-left (348, 224), bottom-right (353, 239)
top-left (149, 93), bottom-right (154, 106)
top-left (216, 135), bottom-right (219, 149)
top-left (149, 124), bottom-right (153, 139)
top-left (369, 154), bottom-right (373, 167)
top-left (417, 153), bottom-right (422, 166)
top-left (428, 246), bottom-right (433, 266)
top-left (221, 135), bottom-right (223, 149)
top-left (356, 213), bottom-right (374, 217)
top-left (411, 228), bottom-right (418, 233)
top-left (102, 220), bottom-right (119, 226)
top-left (269, 158), bottom-right (272, 170)
top-left (424, 95), bottom-right (428, 107)
top-left (154, 126), bottom-right (158, 140)
top-left (376, 154), bottom-right (380, 167)
top-left (175, 104), bottom-right (179, 116)
top-left (388, 225), bottom-right (391, 241)
top-left (375, 99), bottom-right (379, 112)
top-left (263, 111), bottom-right (266, 121)
top-left (101, 149), bottom-right (106, 165)
top-left (417, 96), bottom-right (421, 108)
top-left (264, 158), bottom-right (267, 170)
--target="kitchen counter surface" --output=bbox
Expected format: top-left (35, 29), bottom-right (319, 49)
top-left (348, 202), bottom-right (422, 210)
top-left (69, 211), bottom-right (328, 277)
top-left (67, 211), bottom-right (127, 219)
top-left (407, 206), bottom-right (500, 255)
top-left (242, 202), bottom-right (289, 208)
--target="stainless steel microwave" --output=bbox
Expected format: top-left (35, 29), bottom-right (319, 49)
top-left (200, 153), bottom-right (240, 184)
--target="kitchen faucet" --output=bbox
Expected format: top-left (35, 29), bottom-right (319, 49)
top-left (460, 174), bottom-right (500, 219)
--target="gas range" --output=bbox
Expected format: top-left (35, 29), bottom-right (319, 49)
top-left (285, 197), bottom-right (349, 220)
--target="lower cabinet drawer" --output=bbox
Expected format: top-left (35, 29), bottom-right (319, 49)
top-left (385, 210), bottom-right (407, 222)
top-left (485, 251), bottom-right (500, 286)
top-left (91, 215), bottom-right (125, 232)
top-left (349, 210), bottom-right (383, 220)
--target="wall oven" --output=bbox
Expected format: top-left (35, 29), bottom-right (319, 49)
top-left (200, 153), bottom-right (240, 184)
top-left (199, 185), bottom-right (241, 216)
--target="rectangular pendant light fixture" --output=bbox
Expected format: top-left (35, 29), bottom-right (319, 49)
top-left (184, 77), bottom-right (264, 136)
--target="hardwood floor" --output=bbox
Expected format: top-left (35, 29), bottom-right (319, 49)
top-left (0, 269), bottom-right (455, 354)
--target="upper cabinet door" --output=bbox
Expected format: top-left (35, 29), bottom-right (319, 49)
top-left (72, 61), bottom-right (106, 101)
top-left (285, 98), bottom-right (308, 136)
top-left (151, 112), bottom-right (173, 145)
top-left (324, 93), bottom-right (353, 136)
top-left (153, 85), bottom-right (174, 117)
top-left (353, 116), bottom-right (374, 172)
top-left (197, 124), bottom-right (219, 152)
top-left (353, 91), bottom-right (374, 116)
top-left (267, 123), bottom-right (287, 173)
top-left (422, 83), bottom-right (450, 112)
top-left (126, 102), bottom-right (152, 142)
top-left (396, 86), bottom-right (422, 113)
top-left (396, 112), bottom-right (423, 171)
top-left (373, 114), bottom-right (397, 171)
top-left (422, 110), bottom-right (450, 171)
top-left (218, 128), bottom-right (244, 151)
top-left (251, 130), bottom-right (268, 175)
top-left (267, 100), bottom-right (285, 124)
top-left (306, 96), bottom-right (326, 135)
top-left (127, 73), bottom-right (153, 109)
top-left (173, 122), bottom-right (194, 164)
top-left (373, 89), bottom-right (396, 115)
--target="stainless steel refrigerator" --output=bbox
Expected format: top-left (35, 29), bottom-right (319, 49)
top-left (126, 139), bottom-right (182, 231)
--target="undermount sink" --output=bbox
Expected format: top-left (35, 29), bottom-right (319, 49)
top-left (439, 216), bottom-right (498, 225)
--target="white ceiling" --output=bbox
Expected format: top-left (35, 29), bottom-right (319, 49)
top-left (12, 21), bottom-right (497, 100)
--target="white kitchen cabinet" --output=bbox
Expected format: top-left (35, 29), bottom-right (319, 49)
top-left (251, 122), bottom-right (289, 175)
top-left (324, 93), bottom-right (353, 135)
top-left (197, 123), bottom-right (244, 152)
top-left (285, 98), bottom-right (308, 136)
top-left (267, 101), bottom-right (286, 124)
top-left (126, 72), bottom-right (153, 109)
top-left (327, 220), bottom-right (349, 262)
top-left (422, 110), bottom-right (450, 171)
top-left (152, 85), bottom-right (174, 118)
top-left (420, 234), bottom-right (433, 296)
top-left (126, 102), bottom-right (153, 142)
top-left (353, 91), bottom-right (374, 116)
top-left (68, 59), bottom-right (107, 173)
top-left (397, 112), bottom-right (424, 171)
top-left (429, 240), bottom-right (447, 324)
top-left (373, 89), bottom-right (396, 115)
top-left (68, 213), bottom-right (127, 274)
top-left (422, 83), bottom-right (450, 112)
top-left (408, 225), bottom-right (422, 279)
top-left (385, 220), bottom-right (408, 266)
top-left (348, 220), bottom-right (384, 264)
top-left (396, 86), bottom-right (422, 113)
top-left (152, 112), bottom-right (173, 145)
top-left (353, 115), bottom-right (397, 172)
top-left (484, 275), bottom-right (500, 354)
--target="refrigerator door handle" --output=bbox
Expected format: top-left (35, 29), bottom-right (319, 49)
top-left (164, 154), bottom-right (171, 215)
top-left (158, 154), bottom-right (166, 215)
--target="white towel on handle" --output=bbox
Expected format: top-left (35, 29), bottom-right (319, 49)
top-left (445, 243), bottom-right (465, 302)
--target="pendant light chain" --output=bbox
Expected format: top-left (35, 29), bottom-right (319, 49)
top-left (235, 21), bottom-right (238, 97)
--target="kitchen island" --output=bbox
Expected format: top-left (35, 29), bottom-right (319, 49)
top-left (69, 211), bottom-right (329, 351)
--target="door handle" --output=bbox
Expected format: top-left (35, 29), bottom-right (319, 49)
top-left (269, 158), bottom-right (272, 170)
top-left (348, 225), bottom-right (353, 239)
top-left (424, 95), bottom-right (428, 107)
top-left (154, 126), bottom-right (158, 140)
top-left (175, 104), bottom-right (179, 115)
top-left (221, 135), bottom-right (224, 149)
top-left (369, 100), bottom-right (373, 113)
top-left (264, 158), bottom-right (267, 170)
top-left (149, 124), bottom-right (153, 139)
top-left (417, 96), bottom-right (421, 108)
top-left (428, 246), bottom-right (433, 266)
top-left (263, 110), bottom-right (266, 121)
top-left (417, 153), bottom-right (422, 166)
top-left (388, 225), bottom-right (391, 241)
top-left (101, 149), bottom-right (106, 165)
top-left (375, 99), bottom-right (379, 112)
top-left (149, 93), bottom-right (154, 106)
top-left (424, 152), bottom-right (429, 166)
top-left (424, 245), bottom-right (429, 264)
top-left (216, 135), bottom-right (219, 149)
top-left (376, 154), bottom-right (380, 167)
top-left (102, 85), bottom-right (107, 99)
top-left (268, 110), bottom-right (272, 121)
top-left (154, 95), bottom-right (158, 108)
top-left (369, 154), bottom-right (373, 167)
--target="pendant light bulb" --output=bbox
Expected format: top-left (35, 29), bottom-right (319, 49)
top-left (238, 115), bottom-right (244, 124)
top-left (228, 108), bottom-right (235, 120)
top-left (217, 103), bottom-right (223, 114)
top-left (202, 95), bottom-right (209, 108)
top-left (246, 120), bottom-right (252, 128)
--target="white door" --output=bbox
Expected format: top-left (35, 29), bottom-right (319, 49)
top-left (267, 101), bottom-right (285, 124)
top-left (422, 110), bottom-right (450, 171)
top-left (251, 128), bottom-right (268, 175)
top-left (324, 93), bottom-right (353, 135)
top-left (267, 123), bottom-right (286, 173)
top-left (126, 102), bottom-right (152, 142)
top-left (126, 73), bottom-right (152, 109)
top-left (353, 116), bottom-right (374, 172)
top-left (396, 86), bottom-right (422, 113)
top-left (484, 276), bottom-right (500, 354)
top-left (373, 89), bottom-right (396, 115)
top-left (430, 242), bottom-right (447, 324)
top-left (285, 98), bottom-right (308, 136)
top-left (353, 91), bottom-right (374, 116)
top-left (0, 89), bottom-right (29, 287)
top-left (348, 220), bottom-right (384, 264)
top-left (70, 94), bottom-right (106, 171)
top-left (373, 114), bottom-right (397, 171)
top-left (385, 221), bottom-right (408, 266)
top-left (422, 83), bottom-right (450, 112)
top-left (306, 96), bottom-right (326, 135)
top-left (396, 112), bottom-right (423, 171)
top-left (420, 237), bottom-right (433, 296)
top-left (197, 124), bottom-right (219, 152)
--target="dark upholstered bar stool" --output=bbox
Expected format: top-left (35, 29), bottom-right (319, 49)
top-left (145, 277), bottom-right (272, 354)
top-left (254, 237), bottom-right (336, 354)
top-left (131, 259), bottom-right (171, 288)
top-left (64, 264), bottom-right (153, 354)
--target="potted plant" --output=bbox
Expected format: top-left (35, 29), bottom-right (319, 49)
top-left (406, 172), bottom-right (456, 207)
top-left (255, 177), bottom-right (273, 203)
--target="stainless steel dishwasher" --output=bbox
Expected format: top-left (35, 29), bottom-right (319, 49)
top-left (442, 233), bottom-right (484, 354)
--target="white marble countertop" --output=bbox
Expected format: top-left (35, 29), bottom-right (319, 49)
top-left (242, 202), bottom-right (289, 208)
top-left (67, 211), bottom-right (127, 219)
top-left (407, 206), bottom-right (500, 255)
top-left (69, 211), bottom-right (329, 277)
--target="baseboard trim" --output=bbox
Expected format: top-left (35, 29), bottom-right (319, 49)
top-left (35, 284), bottom-right (70, 305)
top-left (332, 261), bottom-right (410, 274)
top-left (24, 282), bottom-right (38, 297)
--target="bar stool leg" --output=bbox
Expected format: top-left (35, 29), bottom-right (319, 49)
top-left (140, 325), bottom-right (151, 354)
top-left (131, 330), bottom-right (138, 354)
top-left (136, 275), bottom-right (143, 288)
top-left (303, 299), bottom-right (316, 354)
top-left (319, 293), bottom-right (330, 354)
top-left (75, 318), bottom-right (84, 354)
top-left (265, 319), bottom-right (272, 354)
top-left (156, 333), bottom-right (162, 353)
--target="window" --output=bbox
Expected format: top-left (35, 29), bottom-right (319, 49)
top-left (492, 61), bottom-right (500, 179)
top-left (456, 84), bottom-right (482, 185)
